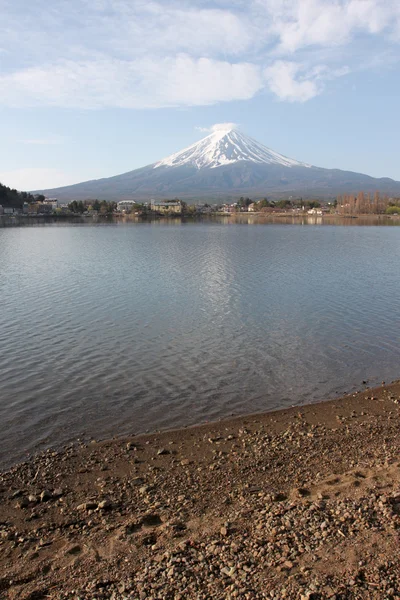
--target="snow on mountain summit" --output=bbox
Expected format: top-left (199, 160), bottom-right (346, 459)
top-left (154, 129), bottom-right (311, 170)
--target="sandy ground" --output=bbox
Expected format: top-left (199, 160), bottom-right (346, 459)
top-left (1, 382), bottom-right (400, 599)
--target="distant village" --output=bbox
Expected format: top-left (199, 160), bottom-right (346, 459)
top-left (1, 193), bottom-right (399, 218)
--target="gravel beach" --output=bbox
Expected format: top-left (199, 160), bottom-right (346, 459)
top-left (1, 382), bottom-right (400, 599)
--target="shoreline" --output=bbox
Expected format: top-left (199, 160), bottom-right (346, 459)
top-left (0, 373), bottom-right (393, 472)
top-left (1, 382), bottom-right (400, 598)
top-left (1, 212), bottom-right (400, 227)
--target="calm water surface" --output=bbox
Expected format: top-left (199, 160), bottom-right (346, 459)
top-left (1, 220), bottom-right (400, 467)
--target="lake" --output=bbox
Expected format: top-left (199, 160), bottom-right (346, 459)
top-left (1, 218), bottom-right (400, 467)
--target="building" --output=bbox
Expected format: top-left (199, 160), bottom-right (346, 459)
top-left (28, 203), bottom-right (54, 215)
top-left (221, 204), bottom-right (235, 213)
top-left (248, 202), bottom-right (256, 212)
top-left (117, 200), bottom-right (136, 212)
top-left (150, 200), bottom-right (182, 214)
top-left (194, 204), bottom-right (213, 213)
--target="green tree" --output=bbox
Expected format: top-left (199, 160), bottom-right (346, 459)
top-left (275, 199), bottom-right (292, 209)
top-left (0, 181), bottom-right (36, 208)
top-left (68, 200), bottom-right (85, 214)
top-left (258, 199), bottom-right (271, 208)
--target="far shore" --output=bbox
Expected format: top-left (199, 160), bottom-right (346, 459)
top-left (1, 381), bottom-right (400, 598)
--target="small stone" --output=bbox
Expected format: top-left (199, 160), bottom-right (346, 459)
top-left (76, 502), bottom-right (98, 511)
top-left (40, 490), bottom-right (52, 502)
top-left (157, 448), bottom-right (170, 455)
top-left (221, 566), bottom-right (235, 577)
top-left (131, 477), bottom-right (144, 485)
top-left (65, 544), bottom-right (81, 555)
top-left (16, 498), bottom-right (29, 509)
top-left (273, 493), bottom-right (287, 502)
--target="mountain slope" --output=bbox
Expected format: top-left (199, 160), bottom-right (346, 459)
top-left (37, 129), bottom-right (400, 201)
top-left (153, 129), bottom-right (311, 170)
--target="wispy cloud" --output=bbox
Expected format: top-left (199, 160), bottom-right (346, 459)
top-left (261, 0), bottom-right (397, 54)
top-left (264, 61), bottom-right (351, 102)
top-left (0, 56), bottom-right (263, 109)
top-left (1, 0), bottom-right (399, 107)
top-left (19, 136), bottom-right (65, 145)
top-left (196, 123), bottom-right (239, 133)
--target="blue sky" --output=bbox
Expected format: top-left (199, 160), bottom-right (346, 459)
top-left (1, 0), bottom-right (400, 191)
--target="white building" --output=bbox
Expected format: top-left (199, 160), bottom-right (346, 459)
top-left (150, 200), bottom-right (182, 214)
top-left (117, 200), bottom-right (136, 212)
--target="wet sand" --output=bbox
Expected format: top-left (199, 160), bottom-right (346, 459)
top-left (1, 382), bottom-right (400, 599)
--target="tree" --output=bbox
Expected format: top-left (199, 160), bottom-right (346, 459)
top-left (275, 199), bottom-right (292, 209)
top-left (258, 199), bottom-right (271, 208)
top-left (0, 181), bottom-right (36, 208)
top-left (307, 200), bottom-right (321, 209)
top-left (68, 200), bottom-right (85, 214)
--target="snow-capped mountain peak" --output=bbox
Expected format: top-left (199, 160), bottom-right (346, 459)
top-left (153, 128), bottom-right (311, 170)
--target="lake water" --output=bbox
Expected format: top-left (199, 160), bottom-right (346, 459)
top-left (1, 218), bottom-right (400, 467)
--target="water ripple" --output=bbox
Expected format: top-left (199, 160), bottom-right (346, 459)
top-left (1, 223), bottom-right (400, 467)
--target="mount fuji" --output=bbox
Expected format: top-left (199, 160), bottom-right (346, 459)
top-left (38, 128), bottom-right (400, 201)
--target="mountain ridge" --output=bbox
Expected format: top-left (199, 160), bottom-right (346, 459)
top-left (153, 129), bottom-right (311, 170)
top-left (35, 129), bottom-right (400, 202)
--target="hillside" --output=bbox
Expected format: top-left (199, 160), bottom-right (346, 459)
top-left (35, 129), bottom-right (400, 202)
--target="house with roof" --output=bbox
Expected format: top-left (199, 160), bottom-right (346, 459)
top-left (150, 200), bottom-right (182, 214)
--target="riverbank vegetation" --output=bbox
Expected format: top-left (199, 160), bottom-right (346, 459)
top-left (0, 182), bottom-right (44, 209)
top-left (336, 192), bottom-right (400, 215)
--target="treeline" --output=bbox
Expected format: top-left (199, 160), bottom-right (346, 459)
top-left (237, 197), bottom-right (321, 210)
top-left (0, 182), bottom-right (44, 209)
top-left (337, 192), bottom-right (400, 215)
top-left (68, 200), bottom-right (117, 214)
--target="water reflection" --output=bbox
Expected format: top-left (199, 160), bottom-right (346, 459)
top-left (1, 222), bottom-right (400, 467)
top-left (2, 214), bottom-right (400, 228)
top-left (229, 214), bottom-right (400, 226)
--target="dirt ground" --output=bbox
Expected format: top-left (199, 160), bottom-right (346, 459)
top-left (1, 382), bottom-right (400, 599)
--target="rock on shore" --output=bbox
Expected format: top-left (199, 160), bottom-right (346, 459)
top-left (1, 383), bottom-right (400, 599)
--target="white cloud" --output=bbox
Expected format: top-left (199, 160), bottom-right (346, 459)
top-left (211, 123), bottom-right (239, 132)
top-left (196, 123), bottom-right (239, 133)
top-left (264, 61), bottom-right (321, 102)
top-left (0, 56), bottom-right (263, 109)
top-left (0, 0), bottom-right (399, 108)
top-left (19, 136), bottom-right (65, 145)
top-left (264, 60), bottom-right (350, 102)
top-left (0, 168), bottom-right (75, 191)
top-left (261, 0), bottom-right (396, 53)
